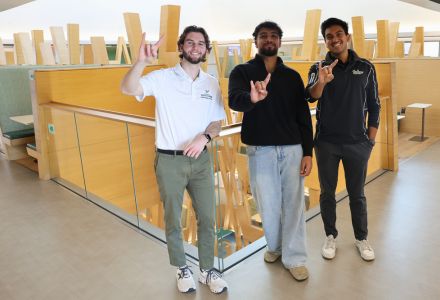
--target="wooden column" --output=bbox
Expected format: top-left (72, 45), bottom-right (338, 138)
top-left (352, 16), bottom-right (365, 58)
top-left (376, 20), bottom-right (390, 58)
top-left (123, 12), bottom-right (143, 62)
top-left (389, 22), bottom-right (399, 57)
top-left (32, 30), bottom-right (44, 65)
top-left (0, 37), bottom-right (6, 65)
top-left (50, 26), bottom-right (70, 64)
top-left (40, 42), bottom-right (56, 65)
top-left (409, 27), bottom-right (424, 57)
top-left (67, 24), bottom-right (80, 64)
top-left (300, 9), bottom-right (321, 61)
top-left (90, 36), bottom-right (109, 64)
top-left (14, 32), bottom-right (36, 64)
top-left (158, 5), bottom-right (180, 67)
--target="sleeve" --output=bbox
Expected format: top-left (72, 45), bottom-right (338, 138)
top-left (135, 71), bottom-right (159, 102)
top-left (210, 81), bottom-right (226, 122)
top-left (366, 64), bottom-right (380, 128)
top-left (304, 63), bottom-right (319, 103)
top-left (295, 75), bottom-right (314, 157)
top-left (228, 65), bottom-right (256, 112)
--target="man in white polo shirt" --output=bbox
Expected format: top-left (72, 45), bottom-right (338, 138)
top-left (121, 26), bottom-right (227, 294)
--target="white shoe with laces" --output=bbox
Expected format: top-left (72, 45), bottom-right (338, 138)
top-left (355, 239), bottom-right (375, 261)
top-left (321, 235), bottom-right (336, 259)
top-left (199, 268), bottom-right (228, 294)
top-left (176, 266), bottom-right (196, 293)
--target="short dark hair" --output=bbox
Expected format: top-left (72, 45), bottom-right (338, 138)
top-left (252, 21), bottom-right (283, 41)
top-left (321, 18), bottom-right (349, 38)
top-left (177, 25), bottom-right (212, 59)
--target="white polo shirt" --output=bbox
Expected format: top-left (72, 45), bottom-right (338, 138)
top-left (136, 63), bottom-right (225, 150)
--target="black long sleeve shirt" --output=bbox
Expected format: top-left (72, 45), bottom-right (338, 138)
top-left (228, 54), bottom-right (313, 156)
top-left (305, 49), bottom-right (380, 144)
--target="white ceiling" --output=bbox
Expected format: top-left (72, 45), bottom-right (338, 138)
top-left (0, 0), bottom-right (439, 42)
top-left (0, 0), bottom-right (34, 12)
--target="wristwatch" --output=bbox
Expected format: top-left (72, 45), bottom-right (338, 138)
top-left (368, 139), bottom-right (376, 147)
top-left (203, 133), bottom-right (212, 142)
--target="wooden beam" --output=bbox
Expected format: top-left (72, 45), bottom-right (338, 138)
top-left (90, 36), bottom-right (109, 64)
top-left (212, 41), bottom-right (223, 78)
top-left (159, 5), bottom-right (180, 53)
top-left (376, 20), bottom-right (390, 58)
top-left (365, 40), bottom-right (376, 60)
top-left (50, 26), bottom-right (70, 64)
top-left (67, 24), bottom-right (80, 64)
top-left (32, 30), bottom-right (44, 64)
top-left (408, 42), bottom-right (421, 57)
top-left (39, 42), bottom-right (56, 65)
top-left (410, 26), bottom-right (424, 56)
top-left (388, 22), bottom-right (399, 57)
top-left (123, 12), bottom-right (143, 62)
top-left (5, 50), bottom-right (15, 64)
top-left (14, 32), bottom-right (36, 64)
top-left (352, 16), bottom-right (365, 58)
top-left (0, 37), bottom-right (6, 65)
top-left (300, 9), bottom-right (321, 61)
top-left (395, 41), bottom-right (404, 58)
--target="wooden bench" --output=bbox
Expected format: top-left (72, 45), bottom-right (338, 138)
top-left (26, 142), bottom-right (39, 159)
top-left (1, 128), bottom-right (35, 160)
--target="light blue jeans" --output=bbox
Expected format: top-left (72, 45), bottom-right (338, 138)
top-left (247, 145), bottom-right (307, 268)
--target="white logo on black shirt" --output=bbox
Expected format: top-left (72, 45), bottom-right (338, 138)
top-left (352, 69), bottom-right (364, 75)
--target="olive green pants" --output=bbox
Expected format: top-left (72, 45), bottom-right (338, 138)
top-left (154, 150), bottom-right (215, 269)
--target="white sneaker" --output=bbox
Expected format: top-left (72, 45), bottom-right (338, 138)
top-left (321, 235), bottom-right (336, 259)
top-left (355, 239), bottom-right (375, 261)
top-left (176, 266), bottom-right (196, 293)
top-left (199, 269), bottom-right (228, 294)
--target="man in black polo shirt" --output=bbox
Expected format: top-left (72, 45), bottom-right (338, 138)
top-left (229, 21), bottom-right (313, 281)
top-left (306, 18), bottom-right (380, 261)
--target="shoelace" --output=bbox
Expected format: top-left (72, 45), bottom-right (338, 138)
top-left (360, 240), bottom-right (372, 251)
top-left (178, 266), bottom-right (193, 280)
top-left (205, 269), bottom-right (222, 284)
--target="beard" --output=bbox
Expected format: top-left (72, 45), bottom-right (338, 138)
top-left (258, 44), bottom-right (278, 57)
top-left (182, 49), bottom-right (207, 64)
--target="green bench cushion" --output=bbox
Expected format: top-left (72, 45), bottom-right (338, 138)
top-left (2, 128), bottom-right (35, 140)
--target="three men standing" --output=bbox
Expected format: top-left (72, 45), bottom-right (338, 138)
top-left (306, 18), bottom-right (380, 261)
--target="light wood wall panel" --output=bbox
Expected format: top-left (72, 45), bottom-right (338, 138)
top-left (389, 22), bottom-right (399, 57)
top-left (393, 59), bottom-right (440, 136)
top-left (123, 12), bottom-right (143, 62)
top-left (50, 26), bottom-right (70, 64)
top-left (376, 20), bottom-right (390, 58)
top-left (159, 5), bottom-right (180, 53)
top-left (14, 32), bottom-right (36, 64)
top-left (409, 27), bottom-right (424, 56)
top-left (0, 38), bottom-right (6, 65)
top-left (32, 30), bottom-right (44, 65)
top-left (39, 42), bottom-right (56, 65)
top-left (352, 16), bottom-right (365, 58)
top-left (34, 66), bottom-right (164, 117)
top-left (67, 24), bottom-right (80, 65)
top-left (300, 9), bottom-right (321, 61)
top-left (90, 36), bottom-right (109, 64)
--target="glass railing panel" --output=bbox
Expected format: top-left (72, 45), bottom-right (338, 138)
top-left (45, 107), bottom-right (86, 196)
top-left (126, 123), bottom-right (165, 238)
top-left (212, 129), bottom-right (266, 271)
top-left (74, 113), bottom-right (137, 225)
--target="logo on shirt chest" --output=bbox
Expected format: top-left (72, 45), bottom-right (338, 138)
top-left (200, 90), bottom-right (213, 100)
top-left (352, 69), bottom-right (364, 75)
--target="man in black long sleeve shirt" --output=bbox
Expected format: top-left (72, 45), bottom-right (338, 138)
top-left (306, 18), bottom-right (380, 262)
top-left (229, 21), bottom-right (313, 281)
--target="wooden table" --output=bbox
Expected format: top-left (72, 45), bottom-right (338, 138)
top-left (9, 114), bottom-right (34, 125)
top-left (407, 103), bottom-right (432, 142)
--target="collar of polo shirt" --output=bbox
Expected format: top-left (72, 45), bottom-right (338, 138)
top-left (173, 63), bottom-right (208, 81)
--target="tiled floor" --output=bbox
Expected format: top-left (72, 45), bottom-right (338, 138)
top-left (1, 141), bottom-right (440, 300)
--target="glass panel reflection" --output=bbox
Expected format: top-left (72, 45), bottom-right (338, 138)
top-left (45, 107), bottom-right (85, 195)
top-left (75, 114), bottom-right (137, 224)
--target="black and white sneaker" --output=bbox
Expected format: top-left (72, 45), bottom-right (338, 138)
top-left (199, 268), bottom-right (228, 294)
top-left (176, 265), bottom-right (196, 293)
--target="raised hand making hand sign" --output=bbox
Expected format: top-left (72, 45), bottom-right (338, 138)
top-left (138, 32), bottom-right (165, 64)
top-left (318, 59), bottom-right (338, 84)
top-left (250, 73), bottom-right (271, 103)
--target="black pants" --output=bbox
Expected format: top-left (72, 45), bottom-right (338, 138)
top-left (314, 140), bottom-right (373, 240)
